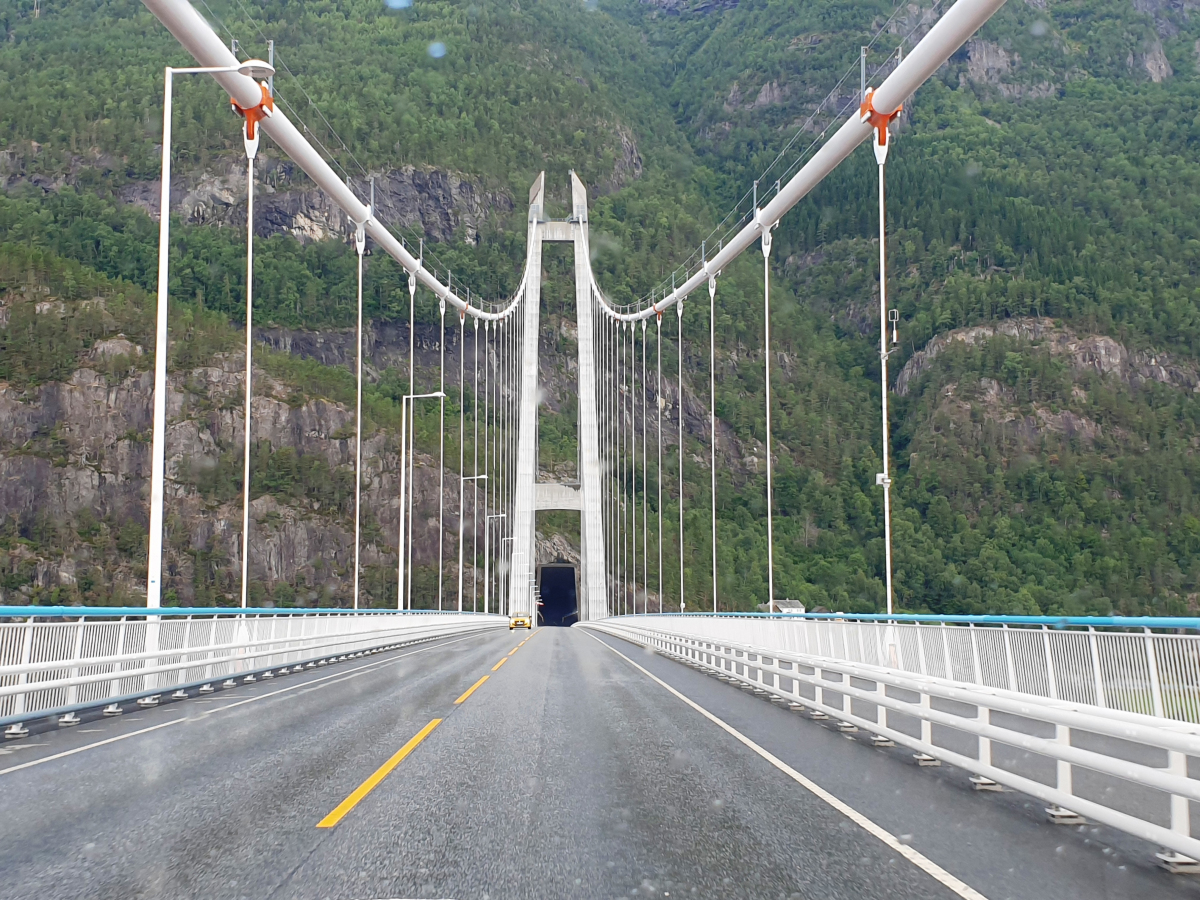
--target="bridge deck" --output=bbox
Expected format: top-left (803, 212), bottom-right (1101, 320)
top-left (0, 628), bottom-right (1186, 899)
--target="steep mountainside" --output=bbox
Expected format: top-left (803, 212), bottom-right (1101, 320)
top-left (1, 0), bottom-right (1199, 615)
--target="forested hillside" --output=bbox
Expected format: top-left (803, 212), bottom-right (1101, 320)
top-left (0, 0), bottom-right (1198, 615)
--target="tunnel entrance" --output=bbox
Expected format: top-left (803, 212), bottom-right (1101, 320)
top-left (537, 565), bottom-right (578, 626)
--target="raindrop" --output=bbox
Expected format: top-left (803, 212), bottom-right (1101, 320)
top-left (1031, 20), bottom-right (1048, 36)
top-left (898, 833), bottom-right (913, 845)
top-left (428, 41), bottom-right (447, 59)
top-left (385, 0), bottom-right (412, 7)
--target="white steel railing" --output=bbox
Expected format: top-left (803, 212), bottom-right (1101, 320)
top-left (605, 613), bottom-right (1200, 723)
top-left (582, 614), bottom-right (1200, 869)
top-left (0, 607), bottom-right (506, 726)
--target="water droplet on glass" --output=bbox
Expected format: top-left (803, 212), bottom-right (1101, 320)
top-left (428, 41), bottom-right (447, 59)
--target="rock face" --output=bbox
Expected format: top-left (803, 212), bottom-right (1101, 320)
top-left (926, 376), bottom-right (1105, 451)
top-left (895, 317), bottom-right (1200, 397)
top-left (150, 163), bottom-right (513, 245)
top-left (1, 147), bottom-right (512, 246)
top-left (639, 0), bottom-right (738, 15)
top-left (0, 340), bottom-right (481, 606)
top-left (1136, 41), bottom-right (1173, 82)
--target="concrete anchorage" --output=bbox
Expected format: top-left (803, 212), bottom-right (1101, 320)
top-left (507, 173), bottom-right (608, 621)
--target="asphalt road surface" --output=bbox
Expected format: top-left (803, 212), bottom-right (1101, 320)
top-left (0, 626), bottom-right (1194, 900)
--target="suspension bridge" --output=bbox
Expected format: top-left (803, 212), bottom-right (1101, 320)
top-left (1, 0), bottom-right (1200, 896)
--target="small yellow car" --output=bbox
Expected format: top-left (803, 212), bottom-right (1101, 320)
top-left (509, 615), bottom-right (532, 631)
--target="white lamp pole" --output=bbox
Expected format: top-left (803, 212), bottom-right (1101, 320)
top-left (396, 390), bottom-right (445, 609)
top-left (500, 536), bottom-right (515, 616)
top-left (460, 473), bottom-right (488, 613)
top-left (484, 512), bottom-right (506, 615)
top-left (147, 60), bottom-right (272, 610)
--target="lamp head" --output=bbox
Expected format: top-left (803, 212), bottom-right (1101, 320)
top-left (237, 59), bottom-right (276, 79)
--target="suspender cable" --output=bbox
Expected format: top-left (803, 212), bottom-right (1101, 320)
top-left (407, 268), bottom-right (417, 609)
top-left (352, 219), bottom-right (366, 610)
top-left (606, 310), bottom-right (614, 612)
top-left (631, 321), bottom-right (638, 612)
top-left (406, 393), bottom-right (415, 609)
top-left (483, 321), bottom-right (491, 613)
top-left (438, 298), bottom-right (446, 610)
top-left (865, 88), bottom-right (900, 616)
top-left (396, 390), bottom-right (407, 609)
top-left (708, 275), bottom-right (718, 613)
top-left (472, 316), bottom-right (480, 613)
top-left (676, 303), bottom-right (685, 611)
top-left (239, 126), bottom-right (257, 610)
top-left (488, 321), bottom-right (495, 612)
top-left (627, 322), bottom-right (634, 614)
top-left (641, 318), bottom-right (648, 614)
top-left (657, 312), bottom-right (663, 614)
top-left (761, 221), bottom-right (776, 610)
top-left (457, 311), bottom-right (466, 613)
top-left (624, 322), bottom-right (631, 615)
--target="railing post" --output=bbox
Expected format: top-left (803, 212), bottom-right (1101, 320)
top-left (13, 619), bottom-right (34, 716)
top-left (68, 618), bottom-right (85, 709)
top-left (1042, 626), bottom-right (1059, 700)
top-left (1088, 627), bottom-right (1106, 709)
top-left (940, 621), bottom-right (952, 679)
top-left (1144, 628), bottom-right (1165, 718)
top-left (111, 617), bottom-right (129, 701)
top-left (1170, 750), bottom-right (1191, 840)
top-left (915, 622), bottom-right (929, 676)
top-left (1055, 723), bottom-right (1073, 798)
top-left (1002, 624), bottom-right (1017, 692)
top-left (920, 689), bottom-right (933, 746)
top-left (969, 623), bottom-right (983, 686)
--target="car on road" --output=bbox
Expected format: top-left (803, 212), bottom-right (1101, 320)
top-left (509, 615), bottom-right (532, 630)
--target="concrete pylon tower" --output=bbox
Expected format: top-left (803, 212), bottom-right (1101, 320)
top-left (570, 172), bottom-right (609, 622)
top-left (506, 173), bottom-right (609, 621)
top-left (507, 174), bottom-right (546, 619)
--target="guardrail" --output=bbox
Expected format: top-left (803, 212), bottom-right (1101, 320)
top-left (582, 614), bottom-right (1200, 871)
top-left (0, 607), bottom-right (507, 730)
top-left (614, 612), bottom-right (1200, 723)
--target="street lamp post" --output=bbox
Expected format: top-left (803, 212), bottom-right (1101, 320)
top-left (148, 59), bottom-right (273, 610)
top-left (459, 474), bottom-right (487, 612)
top-left (484, 512), bottom-right (506, 615)
top-left (397, 391), bottom-right (446, 609)
top-left (499, 536), bottom-right (515, 616)
top-left (509, 549), bottom-right (525, 620)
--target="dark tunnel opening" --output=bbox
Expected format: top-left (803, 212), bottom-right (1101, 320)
top-left (538, 566), bottom-right (578, 626)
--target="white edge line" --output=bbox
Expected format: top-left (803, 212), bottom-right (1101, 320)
top-left (1, 631), bottom-right (495, 776)
top-left (0, 719), bottom-right (183, 776)
top-left (583, 630), bottom-right (991, 900)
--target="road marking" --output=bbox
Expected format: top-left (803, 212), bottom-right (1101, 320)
top-left (0, 632), bottom-right (495, 777)
top-left (455, 675), bottom-right (490, 704)
top-left (507, 647), bottom-right (519, 656)
top-left (317, 718), bottom-right (442, 828)
top-left (197, 632), bottom-right (489, 716)
top-left (492, 657), bottom-right (508, 671)
top-left (0, 719), bottom-right (184, 776)
top-left (586, 633), bottom-right (990, 900)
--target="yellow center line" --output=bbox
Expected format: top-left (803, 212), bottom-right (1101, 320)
top-left (317, 718), bottom-right (442, 828)
top-left (507, 647), bottom-right (519, 656)
top-left (454, 675), bottom-right (490, 705)
top-left (492, 656), bottom-right (508, 671)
